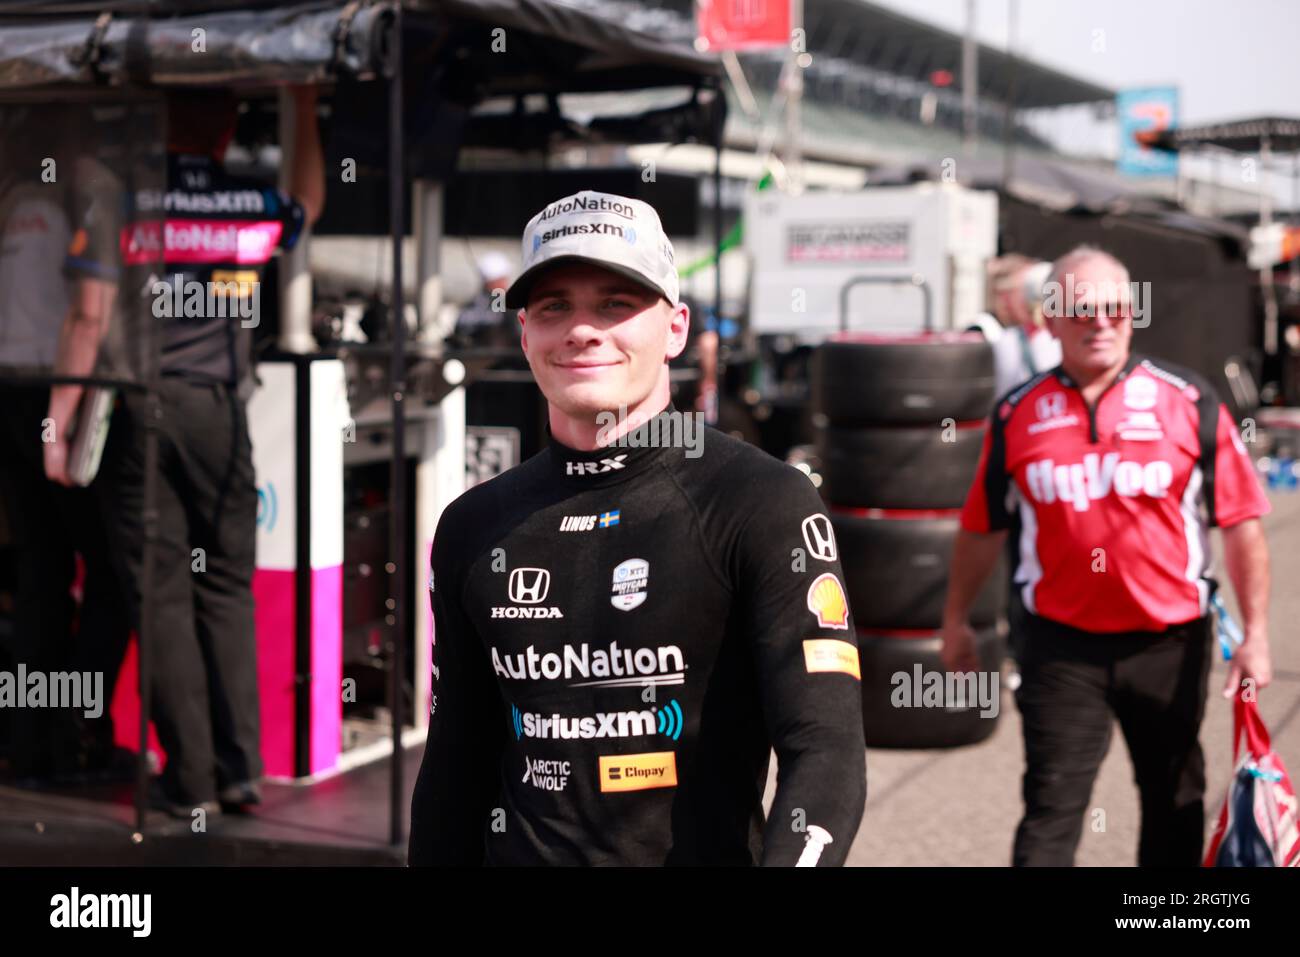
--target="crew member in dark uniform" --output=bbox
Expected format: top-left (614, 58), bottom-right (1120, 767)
top-left (45, 87), bottom-right (325, 817)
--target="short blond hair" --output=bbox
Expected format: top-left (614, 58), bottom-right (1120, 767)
top-left (988, 253), bottom-right (1033, 290)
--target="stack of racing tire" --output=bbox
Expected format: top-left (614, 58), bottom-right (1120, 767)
top-left (812, 332), bottom-right (1007, 748)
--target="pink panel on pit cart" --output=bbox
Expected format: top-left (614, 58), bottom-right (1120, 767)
top-left (111, 567), bottom-right (298, 779)
top-left (310, 564), bottom-right (342, 775)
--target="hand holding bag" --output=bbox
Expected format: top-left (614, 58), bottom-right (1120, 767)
top-left (1204, 695), bottom-right (1300, 867)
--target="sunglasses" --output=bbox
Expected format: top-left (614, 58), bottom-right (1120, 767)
top-left (1061, 301), bottom-right (1133, 325)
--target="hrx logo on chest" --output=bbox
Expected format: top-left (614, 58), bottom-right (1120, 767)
top-left (1024, 452), bottom-right (1174, 512)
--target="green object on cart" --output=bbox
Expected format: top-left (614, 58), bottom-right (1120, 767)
top-left (678, 170), bottom-right (776, 279)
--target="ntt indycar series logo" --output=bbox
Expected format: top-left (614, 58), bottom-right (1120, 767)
top-left (511, 699), bottom-right (684, 741)
top-left (491, 640), bottom-right (686, 688)
top-left (611, 558), bottom-right (649, 611)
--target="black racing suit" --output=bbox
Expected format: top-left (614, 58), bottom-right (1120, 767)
top-left (409, 410), bottom-right (867, 865)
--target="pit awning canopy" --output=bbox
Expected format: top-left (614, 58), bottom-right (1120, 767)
top-left (0, 0), bottom-right (724, 150)
top-left (1137, 117), bottom-right (1300, 154)
top-left (0, 0), bottom-right (722, 94)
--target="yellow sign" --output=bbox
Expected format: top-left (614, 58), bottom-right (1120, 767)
top-left (211, 270), bottom-right (259, 297)
top-left (598, 751), bottom-right (678, 793)
top-left (803, 639), bottom-right (861, 679)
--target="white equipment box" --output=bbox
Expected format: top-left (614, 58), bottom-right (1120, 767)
top-left (744, 183), bottom-right (998, 341)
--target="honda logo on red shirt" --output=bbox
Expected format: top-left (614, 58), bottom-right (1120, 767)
top-left (1036, 392), bottom-right (1068, 421)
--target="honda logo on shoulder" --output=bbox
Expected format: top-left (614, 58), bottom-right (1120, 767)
top-left (801, 514), bottom-right (837, 562)
top-left (509, 567), bottom-right (551, 604)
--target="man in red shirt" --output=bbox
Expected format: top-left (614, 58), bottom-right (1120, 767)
top-left (941, 245), bottom-right (1272, 866)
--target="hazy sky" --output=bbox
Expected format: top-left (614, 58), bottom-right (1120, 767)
top-left (873, 0), bottom-right (1300, 124)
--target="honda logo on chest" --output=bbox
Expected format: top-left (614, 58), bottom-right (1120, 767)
top-left (509, 567), bottom-right (551, 604)
top-left (494, 567), bottom-right (563, 619)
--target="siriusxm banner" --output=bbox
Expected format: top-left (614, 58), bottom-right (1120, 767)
top-left (1117, 87), bottom-right (1179, 177)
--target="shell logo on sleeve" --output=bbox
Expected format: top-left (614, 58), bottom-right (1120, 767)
top-left (806, 573), bottom-right (849, 630)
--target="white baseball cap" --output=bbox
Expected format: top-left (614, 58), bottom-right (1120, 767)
top-left (505, 190), bottom-right (679, 310)
top-left (476, 250), bottom-right (513, 281)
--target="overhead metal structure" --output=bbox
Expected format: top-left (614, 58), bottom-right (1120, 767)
top-left (626, 0), bottom-right (1115, 109)
top-left (1138, 115), bottom-right (1300, 360)
top-left (1137, 117), bottom-right (1300, 154)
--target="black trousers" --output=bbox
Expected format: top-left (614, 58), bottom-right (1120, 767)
top-left (98, 377), bottom-right (261, 802)
top-left (1012, 612), bottom-right (1214, 867)
top-left (0, 386), bottom-right (129, 777)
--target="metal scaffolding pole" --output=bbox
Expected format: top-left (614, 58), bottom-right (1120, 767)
top-left (962, 0), bottom-right (979, 152)
top-left (384, 5), bottom-right (408, 849)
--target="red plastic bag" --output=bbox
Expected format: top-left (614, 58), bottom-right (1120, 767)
top-left (1204, 696), bottom-right (1300, 867)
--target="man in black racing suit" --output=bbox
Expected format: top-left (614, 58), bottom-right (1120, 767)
top-left (409, 191), bottom-right (866, 866)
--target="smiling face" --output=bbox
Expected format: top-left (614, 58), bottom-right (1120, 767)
top-left (1045, 254), bottom-right (1134, 381)
top-left (519, 261), bottom-right (689, 442)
